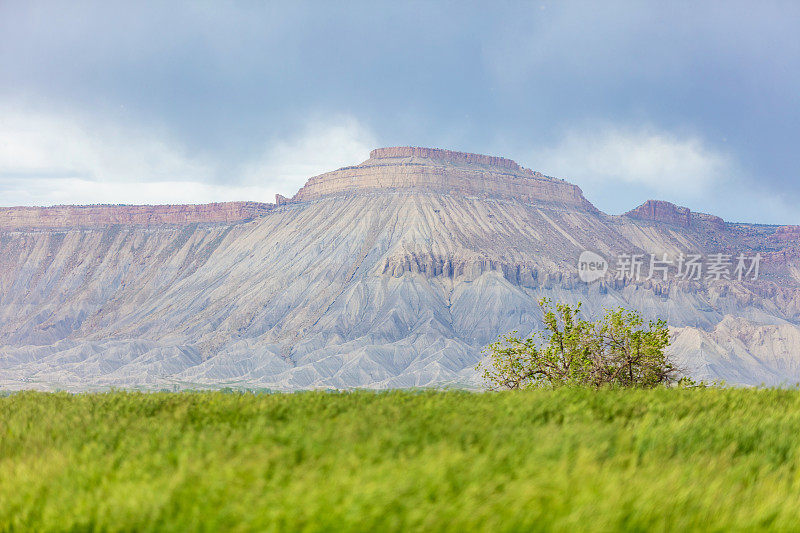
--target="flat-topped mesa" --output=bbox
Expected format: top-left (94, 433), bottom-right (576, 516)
top-left (624, 200), bottom-right (725, 230)
top-left (369, 147), bottom-right (524, 171)
top-left (292, 146), bottom-right (597, 210)
top-left (0, 201), bottom-right (274, 231)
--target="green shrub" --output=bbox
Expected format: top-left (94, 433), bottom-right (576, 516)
top-left (479, 299), bottom-right (678, 389)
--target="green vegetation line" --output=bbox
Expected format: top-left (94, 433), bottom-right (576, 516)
top-left (2, 389), bottom-right (800, 532)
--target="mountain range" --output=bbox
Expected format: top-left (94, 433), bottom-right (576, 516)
top-left (2, 146), bottom-right (800, 390)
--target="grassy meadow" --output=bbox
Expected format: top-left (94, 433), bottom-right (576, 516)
top-left (2, 388), bottom-right (800, 531)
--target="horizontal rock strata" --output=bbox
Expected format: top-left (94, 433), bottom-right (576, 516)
top-left (3, 146), bottom-right (800, 391)
top-left (0, 202), bottom-right (274, 230)
top-left (624, 199), bottom-right (725, 229)
top-left (293, 146), bottom-right (596, 210)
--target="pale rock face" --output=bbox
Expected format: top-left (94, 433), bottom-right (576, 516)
top-left (624, 199), bottom-right (725, 230)
top-left (0, 202), bottom-right (273, 230)
top-left (293, 146), bottom-right (596, 211)
top-left (1, 147), bottom-right (800, 390)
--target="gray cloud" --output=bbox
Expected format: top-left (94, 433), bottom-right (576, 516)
top-left (1, 1), bottom-right (798, 222)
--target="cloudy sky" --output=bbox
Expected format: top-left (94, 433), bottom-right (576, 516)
top-left (1, 1), bottom-right (798, 223)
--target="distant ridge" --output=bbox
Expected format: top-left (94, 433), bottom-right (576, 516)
top-left (293, 146), bottom-right (597, 210)
top-left (0, 147), bottom-right (765, 234)
top-left (2, 145), bottom-right (800, 390)
top-left (624, 199), bottom-right (725, 229)
top-left (369, 146), bottom-right (524, 171)
top-left (0, 201), bottom-right (274, 230)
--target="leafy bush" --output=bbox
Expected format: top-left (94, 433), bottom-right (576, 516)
top-left (479, 299), bottom-right (679, 389)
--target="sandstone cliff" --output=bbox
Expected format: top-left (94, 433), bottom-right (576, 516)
top-left (2, 146), bottom-right (800, 391)
top-left (624, 199), bottom-right (725, 230)
top-left (0, 201), bottom-right (274, 230)
top-left (293, 146), bottom-right (597, 211)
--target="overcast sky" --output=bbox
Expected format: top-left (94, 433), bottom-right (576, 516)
top-left (1, 1), bottom-right (799, 224)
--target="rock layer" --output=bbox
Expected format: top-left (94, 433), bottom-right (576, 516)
top-left (2, 147), bottom-right (800, 390)
top-left (624, 199), bottom-right (725, 229)
top-left (0, 202), bottom-right (273, 230)
top-left (293, 146), bottom-right (596, 210)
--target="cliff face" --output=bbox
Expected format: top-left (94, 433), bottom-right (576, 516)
top-left (0, 202), bottom-right (274, 230)
top-left (624, 199), bottom-right (725, 230)
top-left (293, 146), bottom-right (597, 211)
top-left (1, 146), bottom-right (595, 231)
top-left (369, 146), bottom-right (524, 170)
top-left (2, 146), bottom-right (800, 391)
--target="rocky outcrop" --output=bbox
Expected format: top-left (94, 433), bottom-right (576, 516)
top-left (369, 147), bottom-right (524, 171)
top-left (292, 146), bottom-right (597, 211)
top-left (3, 146), bottom-right (800, 391)
top-left (624, 199), bottom-right (725, 230)
top-left (0, 201), bottom-right (273, 230)
top-left (628, 199), bottom-right (693, 227)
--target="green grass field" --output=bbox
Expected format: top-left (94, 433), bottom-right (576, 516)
top-left (2, 388), bottom-right (800, 532)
